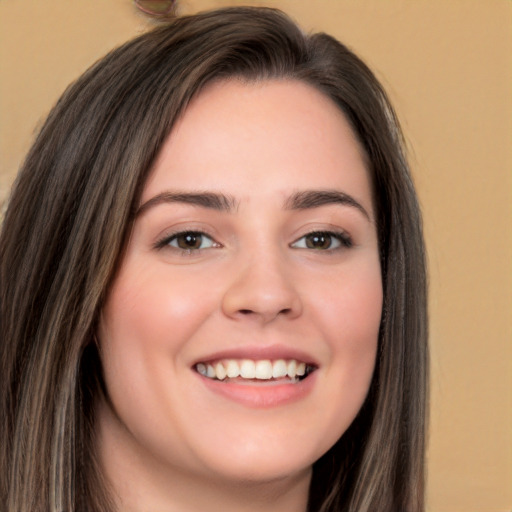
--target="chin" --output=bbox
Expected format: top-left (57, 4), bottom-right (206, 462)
top-left (203, 455), bottom-right (314, 485)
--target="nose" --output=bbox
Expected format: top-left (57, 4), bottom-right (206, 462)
top-left (221, 252), bottom-right (303, 324)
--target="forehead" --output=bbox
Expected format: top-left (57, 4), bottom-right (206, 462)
top-left (142, 79), bottom-right (373, 215)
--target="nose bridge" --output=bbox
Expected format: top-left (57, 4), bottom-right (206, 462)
top-left (221, 240), bottom-right (302, 323)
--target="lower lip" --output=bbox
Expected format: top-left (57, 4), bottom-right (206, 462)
top-left (197, 372), bottom-right (317, 408)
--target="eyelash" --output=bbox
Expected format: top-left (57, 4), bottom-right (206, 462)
top-left (154, 229), bottom-right (353, 254)
top-left (154, 230), bottom-right (219, 253)
top-left (291, 230), bottom-right (353, 251)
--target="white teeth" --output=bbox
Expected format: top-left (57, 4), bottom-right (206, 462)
top-left (255, 360), bottom-right (273, 379)
top-left (226, 360), bottom-right (240, 378)
top-left (196, 363), bottom-right (207, 376)
top-left (196, 358), bottom-right (312, 382)
top-left (287, 360), bottom-right (297, 378)
top-left (206, 364), bottom-right (215, 378)
top-left (240, 360), bottom-right (256, 379)
top-left (272, 359), bottom-right (288, 378)
top-left (215, 362), bottom-right (226, 380)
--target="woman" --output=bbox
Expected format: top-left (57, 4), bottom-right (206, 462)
top-left (0, 7), bottom-right (428, 512)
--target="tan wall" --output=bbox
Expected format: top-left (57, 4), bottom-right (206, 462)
top-left (1, 1), bottom-right (511, 510)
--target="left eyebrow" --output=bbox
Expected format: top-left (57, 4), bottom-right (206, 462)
top-left (284, 190), bottom-right (371, 220)
top-left (135, 191), bottom-right (238, 217)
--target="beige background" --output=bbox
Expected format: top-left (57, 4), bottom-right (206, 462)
top-left (1, 1), bottom-right (511, 510)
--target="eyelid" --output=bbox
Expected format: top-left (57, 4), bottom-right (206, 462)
top-left (290, 230), bottom-right (353, 250)
top-left (154, 229), bottom-right (221, 252)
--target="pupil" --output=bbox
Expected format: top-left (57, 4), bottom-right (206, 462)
top-left (178, 233), bottom-right (201, 249)
top-left (307, 233), bottom-right (331, 249)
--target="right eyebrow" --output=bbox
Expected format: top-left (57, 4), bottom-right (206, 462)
top-left (135, 191), bottom-right (239, 217)
top-left (284, 189), bottom-right (371, 221)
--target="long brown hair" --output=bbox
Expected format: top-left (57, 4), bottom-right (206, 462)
top-left (0, 7), bottom-right (428, 512)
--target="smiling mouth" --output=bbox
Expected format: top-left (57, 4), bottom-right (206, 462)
top-left (194, 359), bottom-right (316, 383)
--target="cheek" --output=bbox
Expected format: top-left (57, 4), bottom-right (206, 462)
top-left (309, 259), bottom-right (382, 427)
top-left (316, 256), bottom-right (383, 349)
top-left (98, 269), bottom-right (196, 408)
top-left (101, 266), bottom-right (216, 358)
top-left (97, 268), bottom-right (217, 455)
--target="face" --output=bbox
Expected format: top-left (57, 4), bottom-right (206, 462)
top-left (98, 80), bottom-right (382, 486)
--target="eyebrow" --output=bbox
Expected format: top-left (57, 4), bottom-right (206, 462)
top-left (284, 190), bottom-right (370, 220)
top-left (135, 188), bottom-right (370, 220)
top-left (136, 191), bottom-right (238, 216)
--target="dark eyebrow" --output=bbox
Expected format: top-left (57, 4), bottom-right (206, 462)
top-left (284, 190), bottom-right (370, 220)
top-left (135, 191), bottom-right (238, 217)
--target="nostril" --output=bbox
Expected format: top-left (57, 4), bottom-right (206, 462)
top-left (238, 307), bottom-right (291, 316)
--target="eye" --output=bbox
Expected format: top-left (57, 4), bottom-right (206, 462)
top-left (158, 231), bottom-right (218, 251)
top-left (291, 231), bottom-right (352, 250)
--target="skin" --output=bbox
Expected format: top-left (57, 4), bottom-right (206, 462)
top-left (97, 79), bottom-right (383, 512)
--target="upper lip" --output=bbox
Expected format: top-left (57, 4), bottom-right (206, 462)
top-left (192, 344), bottom-right (319, 367)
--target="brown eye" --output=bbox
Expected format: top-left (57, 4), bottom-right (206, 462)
top-left (176, 233), bottom-right (202, 249)
top-left (165, 231), bottom-right (216, 251)
top-left (291, 231), bottom-right (352, 251)
top-left (305, 233), bottom-right (334, 249)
